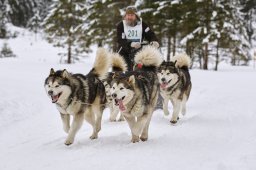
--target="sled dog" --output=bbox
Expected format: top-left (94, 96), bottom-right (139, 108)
top-left (111, 46), bottom-right (163, 143)
top-left (157, 53), bottom-right (192, 124)
top-left (44, 48), bottom-right (111, 145)
top-left (102, 53), bottom-right (127, 121)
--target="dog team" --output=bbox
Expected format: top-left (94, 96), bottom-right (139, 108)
top-left (44, 45), bottom-right (192, 145)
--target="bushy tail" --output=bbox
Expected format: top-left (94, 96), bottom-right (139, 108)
top-left (171, 53), bottom-right (191, 69)
top-left (91, 48), bottom-right (111, 79)
top-left (111, 53), bottom-right (127, 72)
top-left (134, 46), bottom-right (163, 67)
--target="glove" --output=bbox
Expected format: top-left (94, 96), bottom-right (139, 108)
top-left (131, 42), bottom-right (141, 49)
top-left (150, 41), bottom-right (159, 48)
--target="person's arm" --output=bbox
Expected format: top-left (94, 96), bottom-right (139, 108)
top-left (142, 21), bottom-right (159, 44)
top-left (116, 21), bottom-right (132, 53)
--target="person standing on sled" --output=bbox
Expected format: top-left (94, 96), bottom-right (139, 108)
top-left (116, 6), bottom-right (159, 71)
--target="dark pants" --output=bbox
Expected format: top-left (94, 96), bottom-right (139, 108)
top-left (124, 56), bottom-right (134, 71)
top-left (121, 48), bottom-right (141, 71)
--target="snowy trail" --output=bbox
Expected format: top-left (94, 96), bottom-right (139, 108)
top-left (0, 31), bottom-right (256, 170)
top-left (0, 59), bottom-right (256, 170)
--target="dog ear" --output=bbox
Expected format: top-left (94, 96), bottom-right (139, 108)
top-left (128, 75), bottom-right (135, 84)
top-left (112, 73), bottom-right (117, 79)
top-left (112, 72), bottom-right (121, 79)
top-left (61, 69), bottom-right (70, 78)
top-left (50, 68), bottom-right (55, 75)
top-left (174, 60), bottom-right (177, 67)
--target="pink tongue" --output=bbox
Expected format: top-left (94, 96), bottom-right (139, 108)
top-left (52, 95), bottom-right (59, 102)
top-left (160, 83), bottom-right (167, 89)
top-left (118, 99), bottom-right (125, 111)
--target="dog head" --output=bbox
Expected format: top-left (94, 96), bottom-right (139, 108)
top-left (44, 68), bottom-right (72, 104)
top-left (157, 61), bottom-right (180, 90)
top-left (110, 74), bottom-right (135, 112)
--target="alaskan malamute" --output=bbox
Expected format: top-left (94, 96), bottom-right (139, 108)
top-left (157, 54), bottom-right (192, 124)
top-left (111, 46), bottom-right (163, 143)
top-left (44, 48), bottom-right (111, 145)
top-left (102, 53), bottom-right (127, 122)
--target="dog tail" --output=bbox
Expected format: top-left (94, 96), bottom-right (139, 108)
top-left (172, 53), bottom-right (191, 69)
top-left (90, 48), bottom-right (111, 79)
top-left (111, 53), bottom-right (127, 72)
top-left (134, 45), bottom-right (163, 67)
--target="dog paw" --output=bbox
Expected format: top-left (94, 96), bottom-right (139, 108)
top-left (118, 117), bottom-right (125, 121)
top-left (140, 137), bottom-right (148, 142)
top-left (90, 134), bottom-right (98, 140)
top-left (64, 138), bottom-right (74, 145)
top-left (109, 118), bottom-right (116, 122)
top-left (170, 120), bottom-right (178, 124)
top-left (131, 136), bottom-right (140, 143)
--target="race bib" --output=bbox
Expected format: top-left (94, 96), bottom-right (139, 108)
top-left (123, 20), bottom-right (142, 42)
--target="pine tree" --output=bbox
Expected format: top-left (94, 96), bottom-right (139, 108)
top-left (0, 0), bottom-right (8, 38)
top-left (0, 42), bottom-right (16, 58)
top-left (27, 10), bottom-right (42, 40)
top-left (7, 0), bottom-right (37, 27)
top-left (43, 0), bottom-right (87, 64)
top-left (81, 0), bottom-right (132, 51)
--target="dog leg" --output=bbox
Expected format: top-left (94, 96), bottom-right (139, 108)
top-left (84, 108), bottom-right (98, 140)
top-left (93, 106), bottom-right (103, 133)
top-left (134, 114), bottom-right (148, 140)
top-left (140, 111), bottom-right (153, 142)
top-left (109, 104), bottom-right (118, 122)
top-left (118, 113), bottom-right (125, 121)
top-left (65, 113), bottom-right (84, 145)
top-left (141, 92), bottom-right (158, 141)
top-left (163, 97), bottom-right (170, 116)
top-left (60, 113), bottom-right (70, 133)
top-left (181, 97), bottom-right (187, 116)
top-left (170, 100), bottom-right (181, 124)
top-left (124, 115), bottom-right (139, 143)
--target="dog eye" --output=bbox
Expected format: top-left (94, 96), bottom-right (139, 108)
top-left (120, 87), bottom-right (124, 90)
top-left (55, 85), bottom-right (59, 88)
top-left (112, 87), bottom-right (115, 90)
top-left (167, 73), bottom-right (170, 75)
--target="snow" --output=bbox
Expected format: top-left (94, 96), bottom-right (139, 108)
top-left (0, 30), bottom-right (256, 170)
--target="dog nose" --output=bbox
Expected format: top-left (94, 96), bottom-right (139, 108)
top-left (112, 93), bottom-right (117, 98)
top-left (161, 78), bottom-right (166, 82)
top-left (48, 90), bottom-right (53, 96)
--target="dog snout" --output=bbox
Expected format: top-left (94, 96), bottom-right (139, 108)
top-left (161, 78), bottom-right (166, 82)
top-left (48, 90), bottom-right (53, 96)
top-left (112, 93), bottom-right (117, 98)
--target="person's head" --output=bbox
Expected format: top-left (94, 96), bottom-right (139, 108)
top-left (124, 6), bottom-right (140, 26)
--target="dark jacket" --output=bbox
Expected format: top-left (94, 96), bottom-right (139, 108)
top-left (116, 20), bottom-right (158, 70)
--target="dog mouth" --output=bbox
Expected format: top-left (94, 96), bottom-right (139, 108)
top-left (114, 96), bottom-right (126, 111)
top-left (51, 93), bottom-right (62, 103)
top-left (160, 80), bottom-right (171, 89)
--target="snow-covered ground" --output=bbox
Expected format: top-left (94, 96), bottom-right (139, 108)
top-left (0, 30), bottom-right (256, 170)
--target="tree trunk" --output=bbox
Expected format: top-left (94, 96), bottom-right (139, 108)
top-left (67, 42), bottom-right (71, 64)
top-left (167, 36), bottom-right (171, 61)
top-left (215, 39), bottom-right (219, 71)
top-left (203, 43), bottom-right (208, 70)
top-left (172, 34), bottom-right (176, 56)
